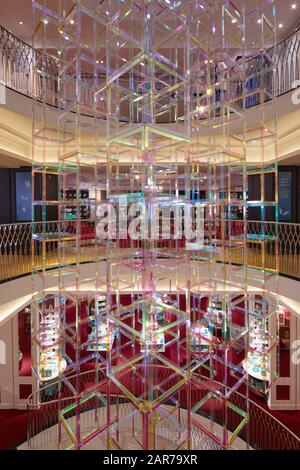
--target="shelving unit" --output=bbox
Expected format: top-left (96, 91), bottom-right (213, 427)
top-left (32, 298), bottom-right (67, 383)
top-left (62, 189), bottom-right (92, 221)
top-left (243, 302), bottom-right (272, 397)
top-left (87, 296), bottom-right (115, 352)
top-left (191, 322), bottom-right (213, 353)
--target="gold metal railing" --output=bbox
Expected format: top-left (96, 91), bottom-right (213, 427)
top-left (0, 220), bottom-right (299, 283)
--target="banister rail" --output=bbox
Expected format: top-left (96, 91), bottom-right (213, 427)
top-left (25, 368), bottom-right (300, 450)
top-left (1, 23), bottom-right (300, 115)
top-left (0, 220), bottom-right (299, 283)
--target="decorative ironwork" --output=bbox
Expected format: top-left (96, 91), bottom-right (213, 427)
top-left (1, 20), bottom-right (300, 118)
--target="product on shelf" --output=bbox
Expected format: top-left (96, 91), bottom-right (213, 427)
top-left (87, 296), bottom-right (116, 352)
top-left (141, 319), bottom-right (165, 353)
top-left (37, 304), bottom-right (66, 382)
top-left (191, 321), bottom-right (213, 353)
top-left (243, 309), bottom-right (271, 395)
top-left (62, 189), bottom-right (93, 220)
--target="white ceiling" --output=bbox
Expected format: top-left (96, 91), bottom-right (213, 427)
top-left (0, 153), bottom-right (29, 168)
top-left (278, 154), bottom-right (300, 166)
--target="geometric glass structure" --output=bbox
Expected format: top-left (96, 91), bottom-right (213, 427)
top-left (31, 0), bottom-right (279, 450)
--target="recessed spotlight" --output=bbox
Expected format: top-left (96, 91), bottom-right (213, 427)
top-left (232, 19), bottom-right (237, 24)
top-left (279, 23), bottom-right (283, 28)
top-left (257, 19), bottom-right (262, 24)
top-left (19, 21), bottom-right (23, 25)
top-left (43, 18), bottom-right (48, 25)
top-left (70, 19), bottom-right (75, 25)
top-left (292, 3), bottom-right (297, 9)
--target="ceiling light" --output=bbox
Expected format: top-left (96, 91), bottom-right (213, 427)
top-left (19, 21), bottom-right (23, 25)
top-left (279, 23), bottom-right (283, 28)
top-left (292, 3), bottom-right (297, 9)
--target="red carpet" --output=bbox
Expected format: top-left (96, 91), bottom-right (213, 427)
top-left (0, 410), bottom-right (28, 450)
top-left (1, 394), bottom-right (299, 449)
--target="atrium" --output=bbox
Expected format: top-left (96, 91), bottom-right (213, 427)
top-left (0, 0), bottom-right (300, 455)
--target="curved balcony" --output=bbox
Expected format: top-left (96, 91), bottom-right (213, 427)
top-left (0, 220), bottom-right (299, 284)
top-left (24, 369), bottom-right (300, 450)
top-left (1, 23), bottom-right (300, 118)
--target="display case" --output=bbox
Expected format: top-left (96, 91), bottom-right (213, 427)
top-left (243, 305), bottom-right (272, 398)
top-left (206, 299), bottom-right (226, 339)
top-left (191, 321), bottom-right (213, 353)
top-left (62, 189), bottom-right (92, 220)
top-left (32, 297), bottom-right (67, 384)
top-left (87, 296), bottom-right (116, 352)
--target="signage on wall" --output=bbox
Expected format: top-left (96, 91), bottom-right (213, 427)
top-left (278, 171), bottom-right (292, 222)
top-left (16, 172), bottom-right (32, 222)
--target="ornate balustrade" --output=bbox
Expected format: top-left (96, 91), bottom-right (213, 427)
top-left (0, 220), bottom-right (299, 283)
top-left (25, 369), bottom-right (300, 451)
top-left (1, 23), bottom-right (300, 117)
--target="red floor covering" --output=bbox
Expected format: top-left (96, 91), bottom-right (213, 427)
top-left (0, 409), bottom-right (28, 450)
top-left (0, 403), bottom-right (300, 450)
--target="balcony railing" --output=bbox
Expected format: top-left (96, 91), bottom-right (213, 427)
top-left (0, 220), bottom-right (299, 283)
top-left (25, 369), bottom-right (300, 450)
top-left (1, 23), bottom-right (300, 115)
